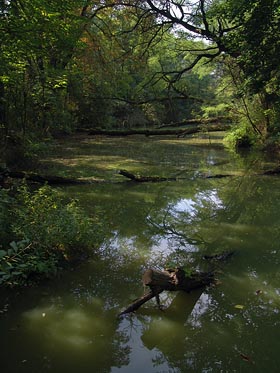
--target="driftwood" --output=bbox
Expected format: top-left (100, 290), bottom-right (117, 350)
top-left (119, 268), bottom-right (215, 316)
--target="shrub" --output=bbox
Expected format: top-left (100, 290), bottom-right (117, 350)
top-left (202, 103), bottom-right (230, 118)
top-left (0, 187), bottom-right (14, 245)
top-left (224, 123), bottom-right (257, 150)
top-left (0, 239), bottom-right (58, 287)
top-left (0, 184), bottom-right (102, 287)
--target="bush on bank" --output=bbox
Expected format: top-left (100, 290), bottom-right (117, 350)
top-left (0, 183), bottom-right (102, 287)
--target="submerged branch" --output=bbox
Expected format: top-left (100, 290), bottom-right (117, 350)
top-left (118, 290), bottom-right (162, 316)
top-left (119, 268), bottom-right (215, 316)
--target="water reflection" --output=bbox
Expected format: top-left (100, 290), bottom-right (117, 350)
top-left (1, 136), bottom-right (280, 372)
top-left (24, 306), bottom-right (102, 348)
top-left (141, 291), bottom-right (203, 347)
top-left (172, 197), bottom-right (196, 217)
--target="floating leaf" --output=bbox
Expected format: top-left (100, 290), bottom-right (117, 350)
top-left (234, 304), bottom-right (244, 309)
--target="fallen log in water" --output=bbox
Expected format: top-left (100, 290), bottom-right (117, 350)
top-left (118, 169), bottom-right (176, 182)
top-left (0, 169), bottom-right (103, 185)
top-left (118, 169), bottom-right (233, 183)
top-left (88, 124), bottom-right (230, 137)
top-left (118, 268), bottom-right (215, 316)
top-left (88, 128), bottom-right (186, 136)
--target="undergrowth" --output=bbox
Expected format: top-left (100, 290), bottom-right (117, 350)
top-left (0, 183), bottom-right (103, 287)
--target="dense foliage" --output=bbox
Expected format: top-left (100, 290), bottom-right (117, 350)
top-left (1, 0), bottom-right (279, 157)
top-left (0, 184), bottom-right (102, 287)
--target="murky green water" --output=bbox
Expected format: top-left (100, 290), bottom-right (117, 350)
top-left (1, 134), bottom-right (280, 372)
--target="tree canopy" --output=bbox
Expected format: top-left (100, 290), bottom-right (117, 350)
top-left (1, 0), bottom-right (280, 161)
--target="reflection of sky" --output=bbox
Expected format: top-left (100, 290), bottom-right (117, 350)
top-left (172, 189), bottom-right (223, 218)
top-left (172, 197), bottom-right (196, 216)
top-left (101, 229), bottom-right (198, 267)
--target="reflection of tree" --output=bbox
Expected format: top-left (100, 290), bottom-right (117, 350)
top-left (147, 174), bottom-right (280, 257)
top-left (140, 289), bottom-right (219, 371)
top-left (146, 186), bottom-right (226, 268)
top-left (141, 290), bottom-right (202, 348)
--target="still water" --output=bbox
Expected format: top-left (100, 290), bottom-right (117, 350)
top-left (1, 134), bottom-right (280, 372)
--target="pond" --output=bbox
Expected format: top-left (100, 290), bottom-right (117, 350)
top-left (1, 133), bottom-right (280, 372)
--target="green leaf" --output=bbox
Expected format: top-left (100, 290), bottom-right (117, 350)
top-left (7, 249), bottom-right (14, 256)
top-left (9, 241), bottom-right (18, 251)
top-left (0, 250), bottom-right (7, 259)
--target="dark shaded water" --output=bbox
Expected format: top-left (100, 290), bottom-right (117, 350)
top-left (1, 134), bottom-right (280, 372)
